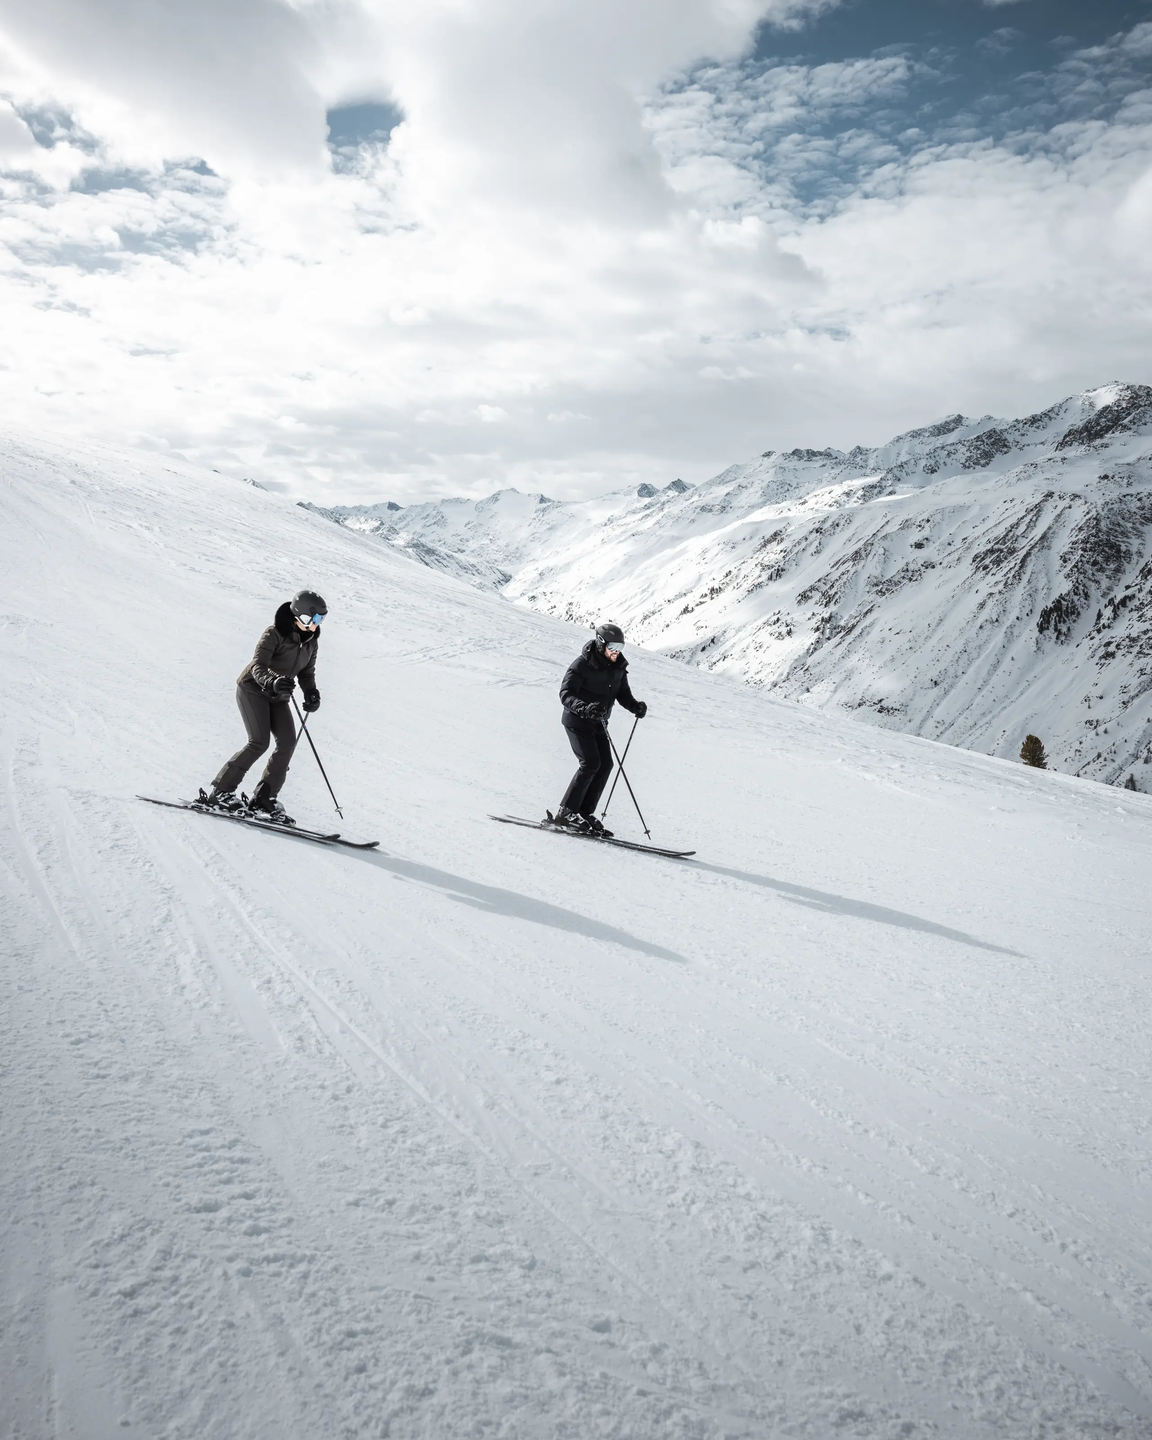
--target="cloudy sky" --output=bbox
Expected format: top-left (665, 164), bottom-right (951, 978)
top-left (1, 0), bottom-right (1150, 501)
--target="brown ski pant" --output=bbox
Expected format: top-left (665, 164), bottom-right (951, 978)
top-left (212, 686), bottom-right (298, 798)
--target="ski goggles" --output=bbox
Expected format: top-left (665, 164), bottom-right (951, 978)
top-left (603, 640), bottom-right (623, 652)
top-left (296, 612), bottom-right (325, 626)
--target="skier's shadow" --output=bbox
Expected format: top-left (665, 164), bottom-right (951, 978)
top-left (693, 862), bottom-right (1024, 957)
top-left (353, 850), bottom-right (687, 964)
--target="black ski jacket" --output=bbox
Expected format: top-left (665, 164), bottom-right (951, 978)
top-left (560, 640), bottom-right (641, 732)
top-left (238, 602), bottom-right (319, 700)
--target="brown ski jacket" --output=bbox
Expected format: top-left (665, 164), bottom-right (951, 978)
top-left (237, 602), bottom-right (319, 699)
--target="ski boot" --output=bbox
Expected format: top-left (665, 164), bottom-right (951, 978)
top-left (199, 786), bottom-right (245, 814)
top-left (247, 785), bottom-right (296, 827)
top-left (548, 807), bottom-right (592, 833)
top-left (583, 815), bottom-right (613, 839)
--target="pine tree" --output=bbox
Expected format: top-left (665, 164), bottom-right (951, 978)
top-left (1124, 773), bottom-right (1138, 791)
top-left (1020, 735), bottom-right (1048, 769)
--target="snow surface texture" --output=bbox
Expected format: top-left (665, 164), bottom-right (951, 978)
top-left (308, 384), bottom-right (1152, 787)
top-left (4, 430), bottom-right (1152, 1439)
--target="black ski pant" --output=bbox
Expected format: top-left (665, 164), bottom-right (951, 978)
top-left (212, 687), bottom-right (298, 798)
top-left (560, 724), bottom-right (614, 817)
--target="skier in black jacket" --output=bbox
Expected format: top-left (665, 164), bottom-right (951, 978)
top-left (551, 622), bottom-right (647, 836)
top-left (206, 590), bottom-right (327, 825)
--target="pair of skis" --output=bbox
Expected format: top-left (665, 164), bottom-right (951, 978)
top-left (489, 814), bottom-right (694, 859)
top-left (138, 801), bottom-right (692, 860)
top-left (137, 796), bottom-right (379, 850)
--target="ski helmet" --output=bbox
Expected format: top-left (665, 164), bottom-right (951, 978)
top-left (595, 622), bottom-right (625, 652)
top-left (291, 589), bottom-right (328, 623)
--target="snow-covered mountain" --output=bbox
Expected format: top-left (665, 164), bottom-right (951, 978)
top-left (301, 480), bottom-right (692, 593)
top-left (309, 385), bottom-right (1152, 787)
top-left (5, 430), bottom-right (1152, 1437)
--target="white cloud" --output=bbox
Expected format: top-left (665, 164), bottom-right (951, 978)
top-left (975, 26), bottom-right (1024, 57)
top-left (0, 97), bottom-right (35, 162)
top-left (0, 0), bottom-right (323, 175)
top-left (0, 1), bottom-right (1150, 503)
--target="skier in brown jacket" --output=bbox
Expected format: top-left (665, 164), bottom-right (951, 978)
top-left (206, 590), bottom-right (326, 825)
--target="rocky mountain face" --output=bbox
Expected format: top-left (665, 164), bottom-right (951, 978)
top-left (306, 384), bottom-right (1152, 786)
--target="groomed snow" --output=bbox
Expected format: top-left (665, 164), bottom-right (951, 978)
top-left (3, 431), bottom-right (1152, 1438)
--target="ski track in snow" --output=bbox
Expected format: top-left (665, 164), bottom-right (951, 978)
top-left (2, 433), bottom-right (1152, 1437)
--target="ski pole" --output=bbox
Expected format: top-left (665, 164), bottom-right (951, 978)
top-left (292, 697), bottom-right (344, 819)
top-left (605, 727), bottom-right (651, 839)
top-left (600, 714), bottom-right (639, 820)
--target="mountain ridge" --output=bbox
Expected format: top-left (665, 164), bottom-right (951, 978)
top-left (306, 383), bottom-right (1152, 786)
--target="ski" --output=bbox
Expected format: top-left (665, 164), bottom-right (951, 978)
top-left (137, 796), bottom-right (380, 850)
top-left (490, 815), bottom-right (695, 859)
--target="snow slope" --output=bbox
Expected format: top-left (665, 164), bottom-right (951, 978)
top-left (312, 385), bottom-right (1152, 787)
top-left (4, 430), bottom-right (1152, 1439)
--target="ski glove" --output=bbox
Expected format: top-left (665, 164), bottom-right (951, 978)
top-left (582, 702), bottom-right (607, 722)
top-left (302, 689), bottom-right (321, 713)
top-left (270, 675), bottom-right (295, 700)
top-left (633, 701), bottom-right (648, 719)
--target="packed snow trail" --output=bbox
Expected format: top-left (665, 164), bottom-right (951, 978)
top-left (2, 431), bottom-right (1152, 1438)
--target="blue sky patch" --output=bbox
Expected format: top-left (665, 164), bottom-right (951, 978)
top-left (652, 1), bottom-right (1152, 212)
top-left (327, 102), bottom-right (404, 149)
top-left (71, 168), bottom-right (152, 196)
top-left (755, 0), bottom-right (1152, 134)
top-left (17, 105), bottom-right (98, 152)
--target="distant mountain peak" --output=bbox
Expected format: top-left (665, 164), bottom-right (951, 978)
top-left (308, 384), bottom-right (1152, 788)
